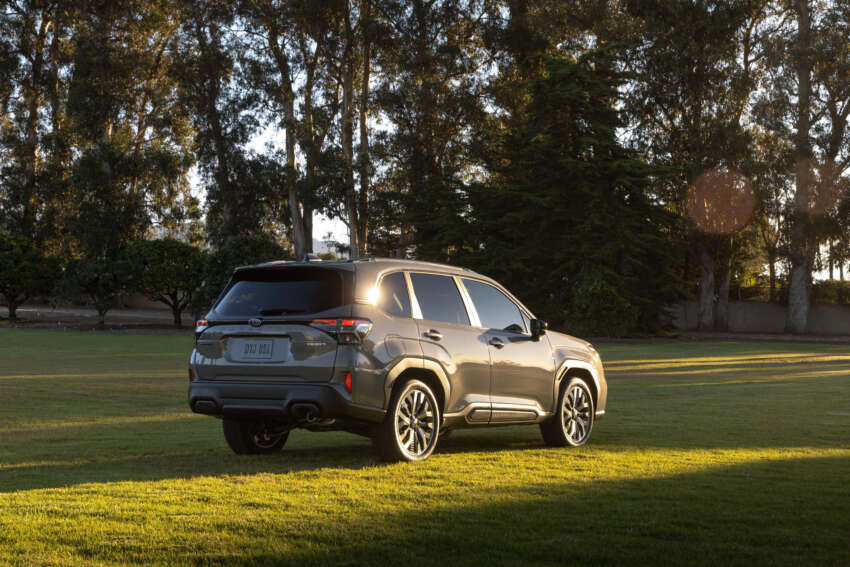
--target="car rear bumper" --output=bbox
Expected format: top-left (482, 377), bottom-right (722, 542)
top-left (188, 381), bottom-right (385, 423)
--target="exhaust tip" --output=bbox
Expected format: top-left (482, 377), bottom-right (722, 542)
top-left (290, 402), bottom-right (321, 422)
top-left (193, 400), bottom-right (219, 415)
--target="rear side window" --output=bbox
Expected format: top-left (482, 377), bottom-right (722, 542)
top-left (378, 272), bottom-right (411, 317)
top-left (214, 268), bottom-right (348, 317)
top-left (463, 279), bottom-right (526, 333)
top-left (410, 273), bottom-right (469, 325)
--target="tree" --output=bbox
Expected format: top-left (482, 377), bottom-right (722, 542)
top-left (58, 256), bottom-right (133, 326)
top-left (62, 1), bottom-right (197, 322)
top-left (0, 233), bottom-right (60, 323)
top-left (755, 1), bottom-right (850, 332)
top-left (176, 1), bottom-right (288, 246)
top-left (623, 0), bottom-right (769, 331)
top-left (468, 53), bottom-right (680, 335)
top-left (371, 0), bottom-right (486, 260)
top-left (124, 238), bottom-right (208, 328)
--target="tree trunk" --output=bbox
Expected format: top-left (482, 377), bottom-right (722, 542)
top-left (286, 92), bottom-right (306, 259)
top-left (265, 23), bottom-right (306, 259)
top-left (697, 242), bottom-right (715, 331)
top-left (342, 1), bottom-right (360, 256)
top-left (22, 13), bottom-right (49, 240)
top-left (7, 299), bottom-right (18, 324)
top-left (357, 0), bottom-right (372, 254)
top-left (172, 306), bottom-right (183, 328)
top-left (786, 0), bottom-right (812, 334)
top-left (715, 262), bottom-right (731, 331)
top-left (768, 253), bottom-right (777, 302)
top-left (304, 204), bottom-right (314, 253)
top-left (828, 241), bottom-right (834, 280)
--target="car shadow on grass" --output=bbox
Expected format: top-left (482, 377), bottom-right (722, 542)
top-left (129, 453), bottom-right (850, 566)
top-left (3, 414), bottom-right (849, 494)
top-left (0, 421), bottom-right (572, 493)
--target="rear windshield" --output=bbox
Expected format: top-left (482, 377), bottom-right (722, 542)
top-left (214, 267), bottom-right (350, 318)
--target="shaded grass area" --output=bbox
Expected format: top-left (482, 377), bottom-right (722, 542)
top-left (0, 330), bottom-right (848, 566)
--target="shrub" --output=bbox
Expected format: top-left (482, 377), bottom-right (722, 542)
top-left (123, 239), bottom-right (209, 328)
top-left (0, 234), bottom-right (61, 323)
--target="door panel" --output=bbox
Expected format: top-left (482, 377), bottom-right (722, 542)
top-left (409, 272), bottom-right (492, 417)
top-left (417, 320), bottom-right (492, 415)
top-left (487, 331), bottom-right (555, 416)
top-left (461, 278), bottom-right (556, 418)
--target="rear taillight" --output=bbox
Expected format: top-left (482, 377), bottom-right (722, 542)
top-left (344, 372), bottom-right (353, 394)
top-left (188, 369), bottom-right (195, 382)
top-left (310, 319), bottom-right (373, 343)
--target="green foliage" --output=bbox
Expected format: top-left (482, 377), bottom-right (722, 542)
top-left (191, 234), bottom-right (291, 317)
top-left (369, 0), bottom-right (485, 259)
top-left (0, 233), bottom-right (61, 322)
top-left (467, 53), bottom-right (681, 336)
top-left (58, 256), bottom-right (133, 325)
top-left (811, 280), bottom-right (850, 306)
top-left (123, 239), bottom-right (208, 328)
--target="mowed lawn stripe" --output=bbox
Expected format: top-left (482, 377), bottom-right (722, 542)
top-left (0, 330), bottom-right (848, 566)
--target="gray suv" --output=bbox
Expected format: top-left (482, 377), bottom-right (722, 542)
top-left (189, 257), bottom-right (607, 462)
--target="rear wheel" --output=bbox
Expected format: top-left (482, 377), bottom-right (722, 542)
top-left (223, 419), bottom-right (289, 454)
top-left (540, 377), bottom-right (594, 447)
top-left (374, 379), bottom-right (440, 462)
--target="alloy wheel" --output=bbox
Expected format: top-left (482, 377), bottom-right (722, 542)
top-left (561, 384), bottom-right (592, 444)
top-left (395, 388), bottom-right (437, 458)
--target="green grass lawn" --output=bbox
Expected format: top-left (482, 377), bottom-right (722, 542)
top-left (1, 330), bottom-right (848, 566)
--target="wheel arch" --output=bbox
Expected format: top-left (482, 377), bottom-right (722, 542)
top-left (384, 358), bottom-right (450, 413)
top-left (553, 360), bottom-right (600, 412)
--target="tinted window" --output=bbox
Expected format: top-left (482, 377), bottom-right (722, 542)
top-left (214, 268), bottom-right (345, 317)
top-left (410, 273), bottom-right (469, 325)
top-left (464, 279), bottom-right (526, 333)
top-left (378, 272), bottom-right (411, 317)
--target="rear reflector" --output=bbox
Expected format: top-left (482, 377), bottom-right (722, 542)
top-left (345, 372), bottom-right (353, 394)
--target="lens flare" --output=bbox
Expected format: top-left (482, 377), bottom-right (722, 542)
top-left (366, 286), bottom-right (380, 305)
top-left (685, 168), bottom-right (756, 234)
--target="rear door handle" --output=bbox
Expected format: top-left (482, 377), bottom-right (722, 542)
top-left (489, 336), bottom-right (505, 349)
top-left (424, 329), bottom-right (442, 341)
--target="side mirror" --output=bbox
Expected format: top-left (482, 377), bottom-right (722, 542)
top-left (530, 319), bottom-right (548, 341)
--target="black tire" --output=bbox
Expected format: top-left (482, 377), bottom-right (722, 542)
top-left (540, 377), bottom-right (595, 447)
top-left (373, 379), bottom-right (441, 462)
top-left (222, 419), bottom-right (289, 454)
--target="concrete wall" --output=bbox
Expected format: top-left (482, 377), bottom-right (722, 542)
top-left (670, 300), bottom-right (850, 335)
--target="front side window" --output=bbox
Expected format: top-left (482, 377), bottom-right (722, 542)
top-left (463, 279), bottom-right (526, 333)
top-left (378, 272), bottom-right (411, 317)
top-left (410, 273), bottom-right (470, 325)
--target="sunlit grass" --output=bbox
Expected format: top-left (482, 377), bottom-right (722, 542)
top-left (0, 330), bottom-right (848, 566)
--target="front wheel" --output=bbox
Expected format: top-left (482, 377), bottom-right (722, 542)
top-left (540, 377), bottom-right (595, 447)
top-left (223, 419), bottom-right (289, 454)
top-left (373, 379), bottom-right (440, 462)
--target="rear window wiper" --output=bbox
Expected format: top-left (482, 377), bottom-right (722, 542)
top-left (258, 308), bottom-right (306, 316)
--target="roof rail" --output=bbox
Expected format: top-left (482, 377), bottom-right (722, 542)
top-left (346, 256), bottom-right (375, 263)
top-left (300, 253), bottom-right (322, 262)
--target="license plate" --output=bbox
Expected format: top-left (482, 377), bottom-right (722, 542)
top-left (238, 339), bottom-right (274, 360)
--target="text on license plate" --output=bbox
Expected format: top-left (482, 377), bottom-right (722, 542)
top-left (241, 339), bottom-right (273, 359)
